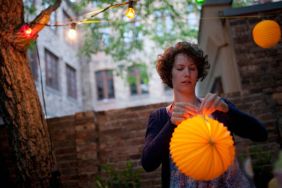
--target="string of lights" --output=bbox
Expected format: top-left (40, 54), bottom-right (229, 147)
top-left (20, 0), bottom-right (281, 47)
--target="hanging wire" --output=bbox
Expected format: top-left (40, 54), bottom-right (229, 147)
top-left (35, 41), bottom-right (48, 118)
top-left (40, 7), bottom-right (282, 29)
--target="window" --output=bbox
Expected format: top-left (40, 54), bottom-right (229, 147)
top-left (128, 64), bottom-right (149, 95)
top-left (66, 64), bottom-right (77, 99)
top-left (211, 77), bottom-right (224, 96)
top-left (95, 70), bottom-right (115, 100)
top-left (27, 48), bottom-right (38, 81)
top-left (45, 49), bottom-right (59, 90)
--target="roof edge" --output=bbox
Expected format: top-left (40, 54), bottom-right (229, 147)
top-left (222, 1), bottom-right (282, 16)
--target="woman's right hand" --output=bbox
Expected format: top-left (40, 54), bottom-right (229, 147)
top-left (170, 102), bottom-right (199, 125)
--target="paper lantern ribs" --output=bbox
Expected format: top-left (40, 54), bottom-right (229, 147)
top-left (170, 115), bottom-right (235, 181)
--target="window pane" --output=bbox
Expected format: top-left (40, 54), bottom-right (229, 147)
top-left (128, 64), bottom-right (149, 95)
top-left (141, 79), bottom-right (149, 94)
top-left (45, 49), bottom-right (59, 90)
top-left (130, 83), bottom-right (137, 95)
top-left (95, 71), bottom-right (104, 100)
top-left (95, 70), bottom-right (115, 100)
top-left (66, 64), bottom-right (77, 99)
top-left (107, 70), bottom-right (115, 99)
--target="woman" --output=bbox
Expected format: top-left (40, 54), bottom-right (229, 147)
top-left (141, 41), bottom-right (267, 188)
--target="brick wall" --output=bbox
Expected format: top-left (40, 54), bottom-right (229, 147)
top-left (226, 9), bottom-right (282, 187)
top-left (45, 91), bottom-right (280, 188)
top-left (47, 103), bottom-right (168, 188)
top-left (1, 92), bottom-right (280, 187)
top-left (48, 112), bottom-right (98, 188)
top-left (227, 9), bottom-right (282, 153)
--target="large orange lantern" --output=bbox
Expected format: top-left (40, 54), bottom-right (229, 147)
top-left (252, 20), bottom-right (281, 48)
top-left (170, 115), bottom-right (235, 181)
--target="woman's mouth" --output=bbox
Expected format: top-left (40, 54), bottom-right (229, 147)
top-left (181, 80), bottom-right (192, 85)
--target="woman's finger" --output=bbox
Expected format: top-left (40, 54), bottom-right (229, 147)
top-left (203, 94), bottom-right (217, 114)
top-left (200, 93), bottom-right (212, 114)
top-left (205, 95), bottom-right (221, 115)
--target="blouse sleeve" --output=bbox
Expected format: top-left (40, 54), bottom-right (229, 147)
top-left (141, 110), bottom-right (175, 172)
top-left (213, 98), bottom-right (268, 142)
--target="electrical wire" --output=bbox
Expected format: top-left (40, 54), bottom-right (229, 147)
top-left (35, 41), bottom-right (48, 118)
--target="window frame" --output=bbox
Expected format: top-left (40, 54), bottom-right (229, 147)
top-left (45, 49), bottom-right (60, 91)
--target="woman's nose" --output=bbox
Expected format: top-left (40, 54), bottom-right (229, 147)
top-left (184, 68), bottom-right (190, 76)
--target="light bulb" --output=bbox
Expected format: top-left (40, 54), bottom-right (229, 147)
top-left (125, 1), bottom-right (135, 19)
top-left (67, 28), bottom-right (77, 40)
top-left (67, 23), bottom-right (77, 40)
top-left (125, 7), bottom-right (135, 19)
top-left (20, 24), bottom-right (33, 38)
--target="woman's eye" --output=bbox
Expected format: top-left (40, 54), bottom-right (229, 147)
top-left (189, 67), bottom-right (196, 71)
top-left (176, 67), bottom-right (184, 71)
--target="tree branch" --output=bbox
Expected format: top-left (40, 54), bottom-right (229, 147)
top-left (11, 0), bottom-right (62, 50)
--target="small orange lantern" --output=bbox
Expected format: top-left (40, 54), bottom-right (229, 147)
top-left (252, 20), bottom-right (281, 48)
top-left (170, 115), bottom-right (235, 181)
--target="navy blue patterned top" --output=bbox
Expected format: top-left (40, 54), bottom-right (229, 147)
top-left (141, 99), bottom-right (267, 188)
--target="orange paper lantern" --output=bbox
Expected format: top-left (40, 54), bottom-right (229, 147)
top-left (170, 115), bottom-right (235, 181)
top-left (252, 20), bottom-right (281, 48)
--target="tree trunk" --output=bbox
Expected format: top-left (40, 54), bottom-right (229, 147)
top-left (0, 0), bottom-right (56, 187)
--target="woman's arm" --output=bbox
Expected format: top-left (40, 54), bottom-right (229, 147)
top-left (141, 110), bottom-right (175, 172)
top-left (213, 99), bottom-right (268, 142)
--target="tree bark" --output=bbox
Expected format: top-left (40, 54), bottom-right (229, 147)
top-left (0, 0), bottom-right (60, 187)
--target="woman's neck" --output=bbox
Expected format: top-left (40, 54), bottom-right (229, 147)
top-left (173, 91), bottom-right (199, 105)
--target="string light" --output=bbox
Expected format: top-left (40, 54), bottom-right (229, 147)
top-left (20, 24), bottom-right (33, 38)
top-left (19, 0), bottom-right (282, 50)
top-left (195, 0), bottom-right (205, 5)
top-left (125, 1), bottom-right (135, 19)
top-left (67, 23), bottom-right (77, 40)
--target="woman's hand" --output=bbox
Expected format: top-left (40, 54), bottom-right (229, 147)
top-left (199, 93), bottom-right (229, 115)
top-left (171, 102), bottom-right (199, 125)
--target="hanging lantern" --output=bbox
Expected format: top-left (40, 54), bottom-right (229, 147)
top-left (170, 115), bottom-right (235, 181)
top-left (252, 20), bottom-right (281, 48)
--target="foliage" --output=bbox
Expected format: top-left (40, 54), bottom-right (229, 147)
top-left (23, 0), bottom-right (201, 61)
top-left (127, 63), bottom-right (149, 85)
top-left (232, 0), bottom-right (258, 8)
top-left (24, 0), bottom-right (57, 18)
top-left (95, 161), bottom-right (141, 188)
top-left (249, 145), bottom-right (273, 173)
top-left (75, 0), bottom-right (201, 61)
top-left (273, 151), bottom-right (282, 173)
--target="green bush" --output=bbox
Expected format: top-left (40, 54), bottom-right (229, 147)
top-left (95, 161), bottom-right (141, 188)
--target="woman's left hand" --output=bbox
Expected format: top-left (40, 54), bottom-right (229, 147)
top-left (199, 93), bottom-right (229, 115)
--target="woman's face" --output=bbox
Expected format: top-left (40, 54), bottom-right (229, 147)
top-left (171, 53), bottom-right (198, 94)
